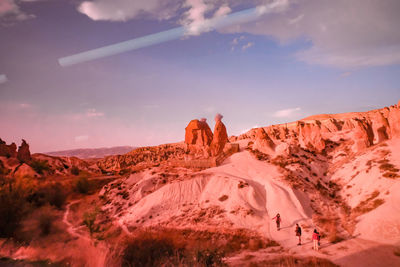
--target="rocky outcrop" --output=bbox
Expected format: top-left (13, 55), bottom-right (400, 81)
top-left (211, 114), bottom-right (229, 156)
top-left (17, 139), bottom-right (31, 163)
top-left (253, 128), bottom-right (275, 154)
top-left (185, 119), bottom-right (213, 146)
top-left (237, 101), bottom-right (400, 155)
top-left (0, 138), bottom-right (17, 158)
top-left (298, 121), bottom-right (326, 152)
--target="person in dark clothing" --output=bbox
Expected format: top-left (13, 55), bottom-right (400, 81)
top-left (295, 223), bottom-right (302, 245)
top-left (272, 213), bottom-right (281, 231)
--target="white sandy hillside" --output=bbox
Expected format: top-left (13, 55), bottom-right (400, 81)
top-left (100, 150), bottom-right (313, 242)
top-left (332, 138), bottom-right (400, 245)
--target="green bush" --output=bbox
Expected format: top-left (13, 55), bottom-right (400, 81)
top-left (29, 159), bottom-right (51, 175)
top-left (28, 182), bottom-right (67, 209)
top-left (83, 208), bottom-right (100, 236)
top-left (71, 166), bottom-right (80, 176)
top-left (0, 178), bottom-right (34, 237)
top-left (38, 206), bottom-right (54, 236)
top-left (75, 176), bottom-right (89, 194)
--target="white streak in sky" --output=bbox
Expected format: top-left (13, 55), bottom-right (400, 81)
top-left (59, 3), bottom-right (287, 67)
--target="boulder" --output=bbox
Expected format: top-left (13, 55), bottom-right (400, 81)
top-left (17, 139), bottom-right (31, 163)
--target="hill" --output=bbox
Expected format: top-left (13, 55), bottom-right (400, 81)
top-left (45, 146), bottom-right (136, 159)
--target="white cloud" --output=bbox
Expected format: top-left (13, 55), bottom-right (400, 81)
top-left (75, 135), bottom-right (89, 142)
top-left (273, 107), bottom-right (301, 118)
top-left (86, 108), bottom-right (104, 117)
top-left (214, 4), bottom-right (231, 17)
top-left (222, 0), bottom-right (400, 69)
top-left (78, 0), bottom-right (180, 21)
top-left (242, 42), bottom-right (253, 51)
top-left (0, 74), bottom-right (7, 84)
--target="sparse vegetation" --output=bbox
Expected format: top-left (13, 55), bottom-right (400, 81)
top-left (71, 166), bottom-right (80, 176)
top-left (30, 159), bottom-right (51, 175)
top-left (353, 191), bottom-right (385, 214)
top-left (75, 176), bottom-right (90, 194)
top-left (83, 207), bottom-right (100, 236)
top-left (37, 206), bottom-right (55, 236)
top-left (115, 228), bottom-right (277, 267)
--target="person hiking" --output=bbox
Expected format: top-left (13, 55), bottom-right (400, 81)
top-left (317, 229), bottom-right (321, 247)
top-left (295, 223), bottom-right (302, 245)
top-left (272, 213), bottom-right (281, 231)
top-left (312, 229), bottom-right (319, 251)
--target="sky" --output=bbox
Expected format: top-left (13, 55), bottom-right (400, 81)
top-left (0, 0), bottom-right (400, 153)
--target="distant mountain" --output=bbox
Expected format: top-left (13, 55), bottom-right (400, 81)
top-left (45, 146), bottom-right (136, 159)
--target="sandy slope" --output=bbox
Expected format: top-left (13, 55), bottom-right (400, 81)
top-left (100, 144), bottom-right (400, 266)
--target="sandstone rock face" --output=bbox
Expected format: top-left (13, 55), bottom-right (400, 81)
top-left (298, 122), bottom-right (326, 153)
top-left (17, 139), bottom-right (31, 163)
top-left (237, 101), bottom-right (400, 155)
top-left (388, 106), bottom-right (400, 138)
top-left (253, 128), bottom-right (275, 154)
top-left (185, 119), bottom-right (213, 146)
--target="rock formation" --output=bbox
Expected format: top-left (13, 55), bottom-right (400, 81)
top-left (0, 138), bottom-right (17, 158)
top-left (185, 119), bottom-right (213, 146)
top-left (253, 128), bottom-right (275, 154)
top-left (211, 114), bottom-right (229, 156)
top-left (238, 101), bottom-right (400, 155)
top-left (17, 139), bottom-right (31, 163)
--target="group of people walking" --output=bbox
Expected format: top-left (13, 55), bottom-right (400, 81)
top-left (272, 213), bottom-right (321, 251)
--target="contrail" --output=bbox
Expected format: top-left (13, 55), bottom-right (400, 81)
top-left (58, 4), bottom-right (283, 67)
top-left (0, 74), bottom-right (7, 84)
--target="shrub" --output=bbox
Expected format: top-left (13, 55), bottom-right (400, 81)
top-left (71, 166), bottom-right (80, 176)
top-left (121, 232), bottom-right (179, 267)
top-left (38, 206), bottom-right (54, 236)
top-left (75, 176), bottom-right (90, 194)
top-left (31, 182), bottom-right (67, 209)
top-left (0, 178), bottom-right (35, 237)
top-left (83, 208), bottom-right (100, 236)
top-left (29, 159), bottom-right (51, 175)
top-left (218, 195), bottom-right (229, 202)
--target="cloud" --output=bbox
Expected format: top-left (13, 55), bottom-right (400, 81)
top-left (181, 0), bottom-right (233, 36)
top-left (78, 0), bottom-right (180, 21)
top-left (242, 42), bottom-right (253, 51)
top-left (0, 74), bottom-right (7, 84)
top-left (86, 108), bottom-right (104, 117)
top-left (222, 0), bottom-right (400, 69)
top-left (273, 107), bottom-right (301, 118)
top-left (74, 135), bottom-right (89, 142)
top-left (0, 0), bottom-right (35, 24)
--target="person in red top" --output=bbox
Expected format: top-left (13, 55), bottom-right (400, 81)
top-left (272, 213), bottom-right (281, 231)
top-left (312, 229), bottom-right (319, 251)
